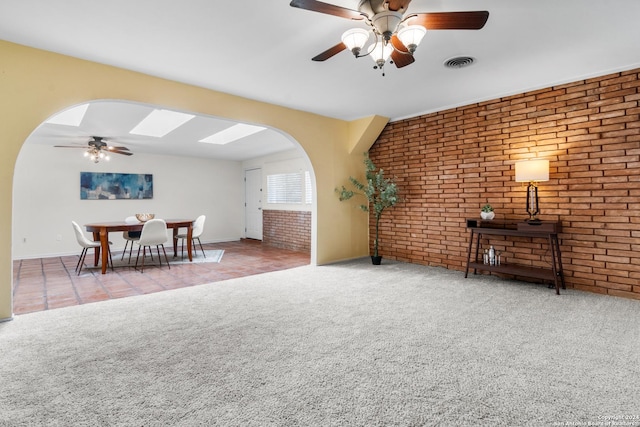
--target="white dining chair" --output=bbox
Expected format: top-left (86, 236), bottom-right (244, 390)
top-left (134, 219), bottom-right (170, 272)
top-left (174, 215), bottom-right (206, 259)
top-left (121, 215), bottom-right (141, 262)
top-left (71, 221), bottom-right (113, 275)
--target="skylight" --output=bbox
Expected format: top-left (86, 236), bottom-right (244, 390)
top-left (45, 104), bottom-right (89, 126)
top-left (130, 109), bottom-right (195, 137)
top-left (199, 123), bottom-right (267, 145)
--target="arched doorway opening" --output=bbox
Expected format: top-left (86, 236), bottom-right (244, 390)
top-left (11, 100), bottom-right (317, 314)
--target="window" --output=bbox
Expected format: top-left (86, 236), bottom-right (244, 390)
top-left (267, 171), bottom-right (313, 204)
top-left (267, 173), bottom-right (302, 204)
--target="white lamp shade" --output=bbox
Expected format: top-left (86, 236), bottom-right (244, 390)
top-left (367, 41), bottom-right (393, 63)
top-left (341, 28), bottom-right (370, 52)
top-left (515, 159), bottom-right (549, 182)
top-left (398, 25), bottom-right (426, 49)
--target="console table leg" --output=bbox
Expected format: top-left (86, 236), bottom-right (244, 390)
top-left (552, 235), bottom-right (566, 290)
top-left (473, 232), bottom-right (481, 275)
top-left (465, 230), bottom-right (475, 278)
top-left (548, 235), bottom-right (560, 295)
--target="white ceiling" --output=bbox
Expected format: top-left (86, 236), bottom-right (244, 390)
top-left (28, 101), bottom-right (297, 161)
top-left (3, 0), bottom-right (640, 160)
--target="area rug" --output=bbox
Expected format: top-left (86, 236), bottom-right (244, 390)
top-left (170, 249), bottom-right (224, 264)
top-left (88, 249), bottom-right (224, 270)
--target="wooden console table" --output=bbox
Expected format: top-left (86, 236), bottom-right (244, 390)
top-left (464, 219), bottom-right (565, 295)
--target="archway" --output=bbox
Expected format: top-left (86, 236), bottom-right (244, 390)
top-left (0, 40), bottom-right (386, 321)
top-left (11, 100), bottom-right (318, 312)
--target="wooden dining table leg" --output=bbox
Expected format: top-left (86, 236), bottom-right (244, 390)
top-left (99, 227), bottom-right (109, 274)
top-left (172, 227), bottom-right (179, 257)
top-left (92, 231), bottom-right (101, 267)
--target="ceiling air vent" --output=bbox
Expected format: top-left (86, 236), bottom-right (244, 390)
top-left (444, 56), bottom-right (475, 69)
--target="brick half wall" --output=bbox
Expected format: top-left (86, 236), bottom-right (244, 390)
top-left (263, 210), bottom-right (311, 253)
top-left (369, 69), bottom-right (640, 300)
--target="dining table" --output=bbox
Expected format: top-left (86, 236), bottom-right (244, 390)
top-left (84, 218), bottom-right (195, 274)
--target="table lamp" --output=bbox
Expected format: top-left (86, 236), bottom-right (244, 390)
top-left (515, 159), bottom-right (549, 223)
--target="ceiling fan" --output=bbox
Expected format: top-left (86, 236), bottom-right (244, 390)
top-left (290, 0), bottom-right (489, 73)
top-left (54, 136), bottom-right (133, 163)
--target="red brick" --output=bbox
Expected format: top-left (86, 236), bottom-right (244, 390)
top-left (369, 68), bottom-right (640, 300)
top-left (262, 210), bottom-right (310, 253)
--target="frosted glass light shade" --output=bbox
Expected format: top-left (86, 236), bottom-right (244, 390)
top-left (515, 159), bottom-right (549, 182)
top-left (341, 28), bottom-right (370, 52)
top-left (398, 25), bottom-right (426, 52)
top-left (368, 41), bottom-right (393, 63)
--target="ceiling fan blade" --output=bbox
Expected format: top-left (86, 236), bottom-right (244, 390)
top-left (390, 35), bottom-right (415, 68)
top-left (387, 0), bottom-right (412, 12)
top-left (105, 145), bottom-right (133, 155)
top-left (108, 150), bottom-right (133, 156)
top-left (406, 11), bottom-right (489, 30)
top-left (312, 42), bottom-right (347, 61)
top-left (53, 145), bottom-right (89, 149)
top-left (290, 0), bottom-right (365, 20)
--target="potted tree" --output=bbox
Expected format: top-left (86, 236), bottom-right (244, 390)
top-left (336, 153), bottom-right (400, 265)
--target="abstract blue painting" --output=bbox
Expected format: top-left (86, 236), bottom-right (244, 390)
top-left (80, 172), bottom-right (153, 200)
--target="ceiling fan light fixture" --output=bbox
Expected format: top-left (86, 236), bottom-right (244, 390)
top-left (290, 2), bottom-right (490, 76)
top-left (341, 28), bottom-right (370, 57)
top-left (368, 41), bottom-right (393, 67)
top-left (87, 149), bottom-right (98, 163)
top-left (54, 135), bottom-right (132, 162)
top-left (397, 25), bottom-right (426, 54)
top-left (84, 146), bottom-right (109, 163)
top-left (371, 11), bottom-right (403, 41)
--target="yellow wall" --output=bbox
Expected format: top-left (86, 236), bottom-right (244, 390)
top-left (0, 40), bottom-right (389, 320)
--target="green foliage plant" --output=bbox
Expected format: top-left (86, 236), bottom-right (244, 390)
top-left (336, 153), bottom-right (400, 258)
top-left (481, 203), bottom-right (494, 213)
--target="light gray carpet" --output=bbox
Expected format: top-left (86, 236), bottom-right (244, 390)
top-left (1, 258), bottom-right (639, 426)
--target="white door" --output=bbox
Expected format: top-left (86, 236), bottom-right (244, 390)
top-left (245, 168), bottom-right (263, 240)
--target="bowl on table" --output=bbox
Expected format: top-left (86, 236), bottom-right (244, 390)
top-left (135, 213), bottom-right (155, 223)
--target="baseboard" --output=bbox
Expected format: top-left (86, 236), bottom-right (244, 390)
top-left (0, 315), bottom-right (14, 323)
top-left (321, 255), bottom-right (372, 266)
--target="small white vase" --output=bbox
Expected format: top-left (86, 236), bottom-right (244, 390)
top-left (481, 211), bottom-right (495, 220)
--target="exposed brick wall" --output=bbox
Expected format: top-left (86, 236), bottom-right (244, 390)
top-left (369, 69), bottom-right (640, 300)
top-left (263, 210), bottom-right (311, 253)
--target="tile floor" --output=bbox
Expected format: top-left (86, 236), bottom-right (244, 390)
top-left (12, 240), bottom-right (310, 315)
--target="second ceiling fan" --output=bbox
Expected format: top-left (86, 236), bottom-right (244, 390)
top-left (54, 136), bottom-right (133, 163)
top-left (290, 0), bottom-right (489, 72)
